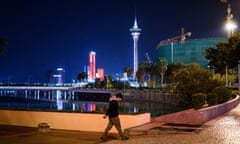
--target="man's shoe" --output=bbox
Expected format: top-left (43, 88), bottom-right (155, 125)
top-left (121, 136), bottom-right (129, 141)
top-left (100, 137), bottom-right (107, 142)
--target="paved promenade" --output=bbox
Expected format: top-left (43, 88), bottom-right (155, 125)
top-left (106, 103), bottom-right (240, 144)
top-left (1, 103), bottom-right (240, 144)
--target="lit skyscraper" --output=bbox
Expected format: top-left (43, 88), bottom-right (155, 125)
top-left (53, 67), bottom-right (65, 85)
top-left (57, 67), bottom-right (64, 84)
top-left (97, 68), bottom-right (104, 81)
top-left (88, 51), bottom-right (96, 82)
top-left (130, 17), bottom-right (141, 79)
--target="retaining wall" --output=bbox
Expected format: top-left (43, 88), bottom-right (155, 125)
top-left (0, 110), bottom-right (150, 132)
top-left (123, 90), bottom-right (177, 104)
top-left (152, 95), bottom-right (239, 125)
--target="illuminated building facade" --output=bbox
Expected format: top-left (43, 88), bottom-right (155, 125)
top-left (88, 51), bottom-right (96, 82)
top-left (53, 67), bottom-right (65, 85)
top-left (57, 67), bottom-right (64, 84)
top-left (156, 38), bottom-right (226, 68)
top-left (130, 17), bottom-right (141, 79)
top-left (97, 68), bottom-right (104, 81)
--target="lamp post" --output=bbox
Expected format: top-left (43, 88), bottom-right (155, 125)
top-left (226, 21), bottom-right (237, 37)
top-left (224, 4), bottom-right (237, 86)
top-left (238, 60), bottom-right (240, 92)
top-left (221, 0), bottom-right (239, 90)
top-left (225, 4), bottom-right (237, 38)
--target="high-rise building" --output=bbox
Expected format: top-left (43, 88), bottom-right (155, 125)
top-left (130, 17), bottom-right (141, 79)
top-left (156, 38), bottom-right (226, 68)
top-left (88, 51), bottom-right (96, 82)
top-left (57, 67), bottom-right (64, 84)
top-left (52, 67), bottom-right (65, 85)
top-left (97, 68), bottom-right (104, 81)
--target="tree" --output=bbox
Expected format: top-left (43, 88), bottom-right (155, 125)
top-left (0, 38), bottom-right (8, 54)
top-left (145, 62), bottom-right (157, 88)
top-left (206, 34), bottom-right (240, 85)
top-left (171, 63), bottom-right (223, 108)
top-left (156, 57), bottom-right (168, 87)
top-left (136, 62), bottom-right (146, 87)
top-left (103, 75), bottom-right (113, 89)
top-left (77, 72), bottom-right (88, 82)
top-left (206, 33), bottom-right (240, 71)
top-left (165, 62), bottom-right (186, 83)
top-left (95, 78), bottom-right (101, 88)
top-left (206, 42), bottom-right (228, 74)
top-left (124, 66), bottom-right (133, 78)
top-left (227, 33), bottom-right (240, 67)
top-left (144, 61), bottom-right (156, 81)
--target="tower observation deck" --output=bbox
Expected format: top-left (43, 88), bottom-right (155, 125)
top-left (130, 17), bottom-right (141, 80)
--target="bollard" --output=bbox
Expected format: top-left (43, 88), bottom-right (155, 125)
top-left (38, 122), bottom-right (50, 133)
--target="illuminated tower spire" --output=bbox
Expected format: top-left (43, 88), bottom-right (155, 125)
top-left (130, 17), bottom-right (141, 79)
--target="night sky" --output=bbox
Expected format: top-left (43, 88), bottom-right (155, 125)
top-left (0, 0), bottom-right (239, 83)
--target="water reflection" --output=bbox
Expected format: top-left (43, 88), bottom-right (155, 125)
top-left (0, 89), bottom-right (178, 116)
top-left (56, 90), bottom-right (63, 110)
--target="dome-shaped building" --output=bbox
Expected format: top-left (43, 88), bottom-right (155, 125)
top-left (156, 38), bottom-right (226, 68)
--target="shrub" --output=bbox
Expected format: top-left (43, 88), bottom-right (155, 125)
top-left (192, 93), bottom-right (206, 109)
top-left (171, 63), bottom-right (222, 109)
top-left (232, 90), bottom-right (239, 98)
top-left (207, 93), bottom-right (218, 106)
top-left (212, 86), bottom-right (232, 104)
top-left (162, 84), bottom-right (174, 93)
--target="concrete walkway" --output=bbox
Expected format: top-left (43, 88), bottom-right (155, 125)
top-left (106, 103), bottom-right (240, 144)
top-left (1, 103), bottom-right (240, 144)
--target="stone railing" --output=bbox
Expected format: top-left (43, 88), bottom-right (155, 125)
top-left (152, 95), bottom-right (239, 125)
top-left (123, 90), bottom-right (177, 104)
top-left (0, 110), bottom-right (150, 132)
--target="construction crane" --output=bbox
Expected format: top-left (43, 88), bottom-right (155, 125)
top-left (145, 52), bottom-right (151, 63)
top-left (156, 27), bottom-right (191, 63)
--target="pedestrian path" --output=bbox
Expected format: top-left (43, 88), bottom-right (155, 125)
top-left (105, 103), bottom-right (240, 144)
top-left (1, 103), bottom-right (240, 144)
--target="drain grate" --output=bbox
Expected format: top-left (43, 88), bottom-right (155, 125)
top-left (151, 127), bottom-right (196, 133)
top-left (150, 123), bottom-right (203, 134)
top-left (164, 123), bottom-right (202, 127)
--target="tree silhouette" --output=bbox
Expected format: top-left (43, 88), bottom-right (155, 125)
top-left (0, 38), bottom-right (7, 54)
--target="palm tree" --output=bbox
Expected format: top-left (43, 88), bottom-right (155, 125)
top-left (136, 62), bottom-right (146, 87)
top-left (156, 57), bottom-right (168, 88)
top-left (124, 66), bottom-right (133, 78)
top-left (77, 72), bottom-right (88, 82)
top-left (144, 61), bottom-right (156, 88)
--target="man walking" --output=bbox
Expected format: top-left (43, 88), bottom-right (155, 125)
top-left (100, 92), bottom-right (129, 141)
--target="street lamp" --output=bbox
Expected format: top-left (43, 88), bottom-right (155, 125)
top-left (224, 4), bottom-right (237, 86)
top-left (225, 20), bottom-right (237, 38)
top-left (238, 60), bottom-right (240, 92)
top-left (225, 19), bottom-right (237, 86)
top-left (225, 4), bottom-right (237, 38)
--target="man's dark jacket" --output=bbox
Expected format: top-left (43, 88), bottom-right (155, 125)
top-left (106, 100), bottom-right (119, 118)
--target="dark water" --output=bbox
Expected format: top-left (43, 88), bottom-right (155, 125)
top-left (0, 90), bottom-right (178, 117)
